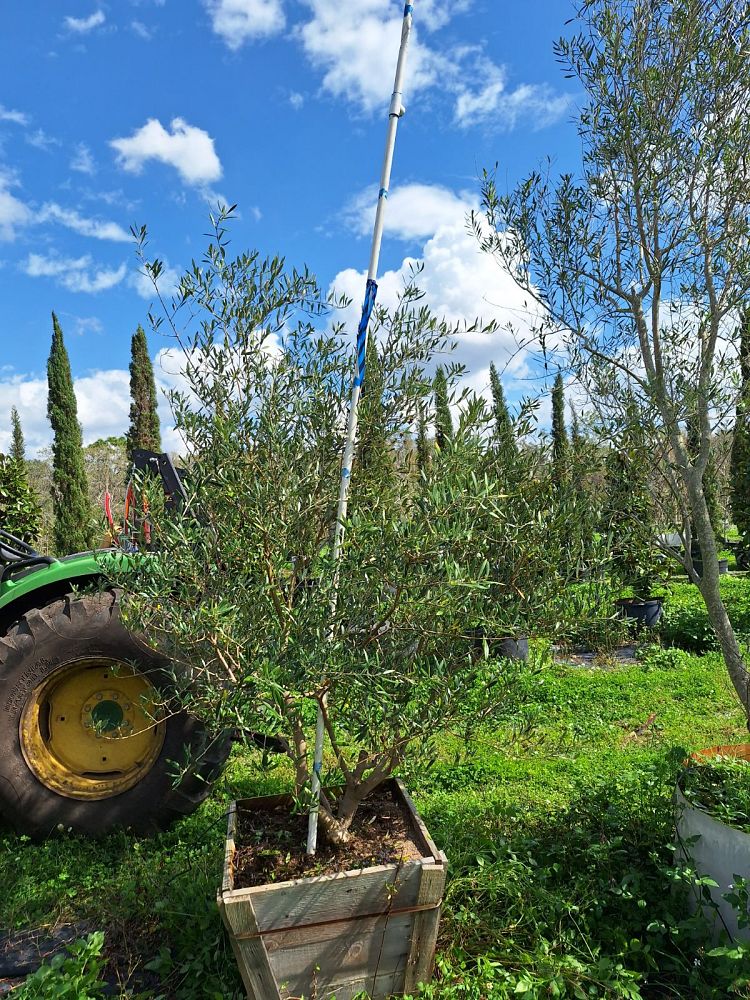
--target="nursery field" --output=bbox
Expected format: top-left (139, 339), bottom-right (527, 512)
top-left (3, 581), bottom-right (750, 999)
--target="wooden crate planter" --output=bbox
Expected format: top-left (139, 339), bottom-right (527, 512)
top-left (218, 779), bottom-right (447, 1000)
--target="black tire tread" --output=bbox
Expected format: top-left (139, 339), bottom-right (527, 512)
top-left (0, 590), bottom-right (231, 837)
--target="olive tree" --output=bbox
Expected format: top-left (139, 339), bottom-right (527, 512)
top-left (114, 217), bottom-right (570, 847)
top-left (476, 0), bottom-right (750, 713)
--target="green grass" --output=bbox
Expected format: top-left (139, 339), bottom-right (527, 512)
top-left (3, 586), bottom-right (750, 997)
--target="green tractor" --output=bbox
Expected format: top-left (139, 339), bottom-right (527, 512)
top-left (0, 452), bottom-right (229, 837)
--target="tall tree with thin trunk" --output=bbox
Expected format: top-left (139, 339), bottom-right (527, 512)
top-left (433, 366), bottom-right (453, 451)
top-left (551, 373), bottom-right (568, 486)
top-left (731, 309), bottom-right (750, 546)
top-left (126, 325), bottom-right (161, 457)
top-left (47, 313), bottom-right (92, 555)
top-left (10, 407), bottom-right (25, 465)
top-left (478, 0), bottom-right (750, 717)
top-left (489, 362), bottom-right (517, 460)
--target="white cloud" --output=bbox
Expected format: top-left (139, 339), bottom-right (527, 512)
top-left (70, 142), bottom-right (96, 175)
top-left (0, 172), bottom-right (31, 241)
top-left (110, 117), bottom-right (223, 186)
top-left (0, 358), bottom-right (182, 457)
top-left (130, 20), bottom-right (153, 39)
top-left (454, 59), bottom-right (572, 130)
top-left (203, 0), bottom-right (286, 48)
top-left (23, 253), bottom-right (127, 293)
top-left (335, 183), bottom-right (546, 403)
top-left (129, 260), bottom-right (182, 300)
top-left (39, 203), bottom-right (130, 242)
top-left (297, 1), bottom-right (570, 130)
top-left (298, 0), bottom-right (440, 113)
top-left (345, 183), bottom-right (475, 242)
top-left (0, 105), bottom-right (29, 126)
top-left (289, 91), bottom-right (304, 110)
top-left (64, 10), bottom-right (106, 33)
top-left (26, 128), bottom-right (59, 152)
top-left (71, 315), bottom-right (104, 337)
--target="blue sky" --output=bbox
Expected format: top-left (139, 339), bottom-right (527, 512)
top-left (0, 0), bottom-right (580, 455)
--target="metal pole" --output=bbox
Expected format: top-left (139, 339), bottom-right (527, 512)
top-left (306, 2), bottom-right (415, 856)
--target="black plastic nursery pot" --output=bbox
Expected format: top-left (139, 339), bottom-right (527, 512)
top-left (690, 541), bottom-right (730, 580)
top-left (469, 628), bottom-right (529, 661)
top-left (614, 597), bottom-right (663, 627)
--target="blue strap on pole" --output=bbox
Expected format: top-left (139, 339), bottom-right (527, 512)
top-left (404, 3), bottom-right (413, 14)
top-left (354, 278), bottom-right (378, 388)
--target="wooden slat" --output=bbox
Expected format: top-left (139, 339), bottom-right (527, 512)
top-left (394, 779), bottom-right (443, 863)
top-left (403, 856), bottom-right (448, 993)
top-left (221, 802), bottom-right (238, 895)
top-left (293, 969), bottom-right (402, 1000)
top-left (218, 896), bottom-right (282, 1000)
top-left (249, 859), bottom-right (422, 931)
top-left (266, 911), bottom-right (412, 985)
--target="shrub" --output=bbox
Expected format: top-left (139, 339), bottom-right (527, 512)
top-left (0, 453), bottom-right (42, 545)
top-left (16, 933), bottom-right (107, 1000)
top-left (660, 578), bottom-right (750, 652)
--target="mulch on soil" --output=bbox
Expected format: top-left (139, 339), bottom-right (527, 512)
top-left (233, 786), bottom-right (423, 889)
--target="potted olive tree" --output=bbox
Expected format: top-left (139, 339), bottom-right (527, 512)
top-left (114, 221), bottom-right (568, 1000)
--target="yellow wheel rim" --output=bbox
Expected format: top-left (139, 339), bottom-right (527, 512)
top-left (20, 657), bottom-right (166, 801)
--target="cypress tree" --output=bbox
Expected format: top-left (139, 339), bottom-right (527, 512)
top-left (416, 405), bottom-right (431, 475)
top-left (731, 309), bottom-right (750, 544)
top-left (489, 362), bottom-right (517, 459)
top-left (126, 325), bottom-right (161, 457)
top-left (434, 367), bottom-right (453, 451)
top-left (551, 373), bottom-right (568, 486)
top-left (47, 313), bottom-right (92, 554)
top-left (357, 335), bottom-right (391, 477)
top-left (10, 407), bottom-right (25, 464)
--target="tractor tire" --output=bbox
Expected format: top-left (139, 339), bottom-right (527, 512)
top-left (0, 591), bottom-right (230, 837)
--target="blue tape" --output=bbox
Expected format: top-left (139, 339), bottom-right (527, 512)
top-left (353, 278), bottom-right (378, 388)
top-left (341, 467), bottom-right (351, 479)
top-left (404, 3), bottom-right (413, 15)
top-left (313, 761), bottom-right (323, 776)
top-left (379, 187), bottom-right (388, 199)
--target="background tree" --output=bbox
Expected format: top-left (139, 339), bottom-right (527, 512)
top-left (415, 404), bottom-right (431, 475)
top-left (602, 415), bottom-right (661, 598)
top-left (356, 335), bottom-right (391, 479)
top-left (551, 373), bottom-right (568, 486)
top-left (731, 309), bottom-right (750, 550)
top-left (10, 407), bottom-right (25, 465)
top-left (47, 313), bottom-right (92, 555)
top-left (477, 0), bottom-right (750, 715)
top-left (0, 453), bottom-right (42, 545)
top-left (489, 361), bottom-right (517, 462)
top-left (433, 366), bottom-right (453, 450)
top-left (126, 325), bottom-right (161, 458)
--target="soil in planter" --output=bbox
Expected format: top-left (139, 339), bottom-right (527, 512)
top-left (233, 786), bottom-right (424, 889)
